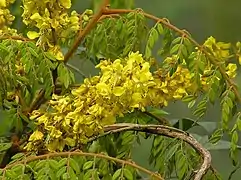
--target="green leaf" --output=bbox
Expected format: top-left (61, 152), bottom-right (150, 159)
top-left (68, 167), bottom-right (77, 179)
top-left (27, 47), bottom-right (39, 58)
top-left (0, 142), bottom-right (12, 152)
top-left (237, 117), bottom-right (241, 131)
top-left (49, 159), bottom-right (59, 170)
top-left (165, 141), bottom-right (180, 162)
top-left (57, 158), bottom-right (67, 168)
top-left (176, 155), bottom-right (188, 179)
top-left (145, 46), bottom-right (152, 58)
top-left (151, 28), bottom-right (159, 42)
top-left (44, 52), bottom-right (57, 61)
top-left (121, 132), bottom-right (135, 146)
top-left (112, 169), bottom-right (122, 180)
top-left (193, 107), bottom-right (206, 117)
top-left (19, 112), bottom-right (30, 123)
top-left (123, 168), bottom-right (133, 180)
top-left (170, 44), bottom-right (180, 54)
top-left (183, 38), bottom-right (193, 53)
top-left (209, 129), bottom-right (223, 144)
top-left (188, 100), bottom-right (196, 108)
top-left (83, 161), bottom-right (93, 170)
top-left (11, 164), bottom-right (24, 173)
top-left (62, 173), bottom-right (69, 180)
top-left (5, 170), bottom-right (18, 178)
top-left (69, 158), bottom-right (80, 174)
top-left (56, 166), bottom-right (67, 178)
top-left (156, 23), bottom-right (164, 34)
top-left (0, 43), bottom-right (9, 52)
top-left (231, 131), bottom-right (239, 144)
top-left (182, 95), bottom-right (196, 102)
top-left (57, 63), bottom-right (75, 89)
top-left (147, 28), bottom-right (159, 48)
top-left (127, 12), bottom-right (135, 19)
top-left (34, 160), bottom-right (47, 171)
top-left (11, 153), bottom-right (25, 160)
top-left (83, 169), bottom-right (96, 180)
top-left (172, 37), bottom-right (182, 45)
top-left (148, 108), bottom-right (169, 116)
top-left (92, 169), bottom-right (100, 180)
top-left (180, 44), bottom-right (188, 57)
top-left (209, 88), bottom-right (216, 104)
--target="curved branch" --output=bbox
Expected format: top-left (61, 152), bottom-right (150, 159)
top-left (3, 151), bottom-right (164, 180)
top-left (89, 123), bottom-right (211, 180)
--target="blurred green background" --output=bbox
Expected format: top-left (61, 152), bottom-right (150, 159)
top-left (3, 0), bottom-right (241, 179)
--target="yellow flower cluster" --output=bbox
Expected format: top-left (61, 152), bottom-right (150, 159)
top-left (199, 63), bottom-right (237, 92)
top-left (202, 36), bottom-right (237, 86)
top-left (0, 0), bottom-right (16, 35)
top-left (26, 52), bottom-right (193, 152)
top-left (204, 36), bottom-right (231, 60)
top-left (26, 51), bottom-right (238, 152)
top-left (226, 63), bottom-right (237, 78)
top-left (152, 67), bottom-right (193, 106)
top-left (22, 0), bottom-right (85, 60)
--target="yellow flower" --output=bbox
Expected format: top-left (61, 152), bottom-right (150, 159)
top-left (113, 86), bottom-right (125, 96)
top-left (29, 130), bottom-right (44, 141)
top-left (96, 82), bottom-right (111, 96)
top-left (47, 139), bottom-right (65, 152)
top-left (59, 0), bottom-right (71, 9)
top-left (204, 36), bottom-right (231, 59)
top-left (0, 0), bottom-right (6, 8)
top-left (64, 137), bottom-right (75, 147)
top-left (226, 63), bottom-right (237, 78)
top-left (48, 46), bottom-right (64, 61)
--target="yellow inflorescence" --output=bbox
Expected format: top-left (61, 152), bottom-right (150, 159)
top-left (25, 52), bottom-right (194, 152)
top-left (22, 0), bottom-right (84, 60)
top-left (199, 37), bottom-right (237, 90)
top-left (0, 0), bottom-right (16, 35)
top-left (203, 36), bottom-right (231, 59)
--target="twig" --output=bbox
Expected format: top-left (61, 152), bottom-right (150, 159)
top-left (2, 151), bottom-right (164, 180)
top-left (64, 0), bottom-right (110, 63)
top-left (102, 8), bottom-right (241, 103)
top-left (0, 36), bottom-right (33, 42)
top-left (98, 14), bottom-right (120, 21)
top-left (89, 123), bottom-right (211, 180)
